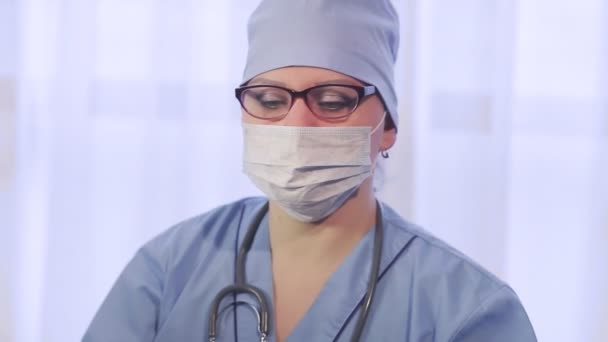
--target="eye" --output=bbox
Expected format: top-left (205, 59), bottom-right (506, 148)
top-left (253, 90), bottom-right (289, 109)
top-left (308, 86), bottom-right (359, 114)
top-left (316, 93), bottom-right (356, 111)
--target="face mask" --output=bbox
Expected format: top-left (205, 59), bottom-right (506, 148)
top-left (242, 114), bottom-right (385, 222)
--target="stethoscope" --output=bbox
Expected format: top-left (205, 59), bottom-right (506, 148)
top-left (208, 201), bottom-right (384, 342)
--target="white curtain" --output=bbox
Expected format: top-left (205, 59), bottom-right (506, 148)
top-left (1, 0), bottom-right (606, 341)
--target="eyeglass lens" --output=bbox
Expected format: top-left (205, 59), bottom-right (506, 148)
top-left (240, 86), bottom-right (360, 119)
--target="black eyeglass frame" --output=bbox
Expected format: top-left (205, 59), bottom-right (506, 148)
top-left (234, 84), bottom-right (377, 120)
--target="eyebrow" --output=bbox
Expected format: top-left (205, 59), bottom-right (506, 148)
top-left (247, 77), bottom-right (363, 87)
top-left (248, 78), bottom-right (285, 86)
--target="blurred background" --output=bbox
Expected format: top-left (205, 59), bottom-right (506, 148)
top-left (0, 0), bottom-right (607, 341)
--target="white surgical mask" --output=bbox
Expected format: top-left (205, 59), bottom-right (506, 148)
top-left (242, 114), bottom-right (385, 222)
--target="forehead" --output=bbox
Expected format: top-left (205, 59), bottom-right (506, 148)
top-left (248, 66), bottom-right (365, 89)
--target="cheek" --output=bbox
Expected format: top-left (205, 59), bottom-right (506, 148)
top-left (351, 97), bottom-right (385, 125)
top-left (241, 111), bottom-right (266, 124)
top-left (241, 111), bottom-right (254, 123)
top-left (242, 110), bottom-right (286, 126)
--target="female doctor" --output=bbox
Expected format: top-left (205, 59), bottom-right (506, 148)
top-left (83, 0), bottom-right (537, 341)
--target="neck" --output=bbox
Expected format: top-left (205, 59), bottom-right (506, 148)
top-left (268, 178), bottom-right (377, 259)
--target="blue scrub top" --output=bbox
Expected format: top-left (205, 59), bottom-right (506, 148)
top-left (83, 197), bottom-right (536, 341)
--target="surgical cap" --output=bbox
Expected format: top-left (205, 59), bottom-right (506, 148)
top-left (242, 0), bottom-right (400, 128)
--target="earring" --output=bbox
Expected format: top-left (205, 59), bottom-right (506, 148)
top-left (381, 150), bottom-right (389, 159)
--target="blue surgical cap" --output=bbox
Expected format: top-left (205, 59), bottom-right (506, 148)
top-left (242, 0), bottom-right (400, 129)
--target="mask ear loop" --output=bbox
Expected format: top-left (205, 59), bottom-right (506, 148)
top-left (370, 111), bottom-right (387, 135)
top-left (371, 111), bottom-right (390, 159)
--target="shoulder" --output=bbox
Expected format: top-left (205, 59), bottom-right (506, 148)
top-left (141, 197), bottom-right (267, 273)
top-left (83, 198), bottom-right (267, 341)
top-left (381, 201), bottom-right (504, 288)
top-left (380, 202), bottom-right (537, 341)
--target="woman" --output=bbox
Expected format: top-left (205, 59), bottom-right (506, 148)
top-left (84, 0), bottom-right (537, 341)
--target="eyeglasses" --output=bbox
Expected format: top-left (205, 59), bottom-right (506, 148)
top-left (235, 84), bottom-right (377, 120)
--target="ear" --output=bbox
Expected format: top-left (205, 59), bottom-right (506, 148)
top-left (380, 127), bottom-right (397, 152)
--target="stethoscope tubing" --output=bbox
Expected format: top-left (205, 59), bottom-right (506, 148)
top-left (208, 201), bottom-right (384, 342)
top-left (349, 200), bottom-right (383, 341)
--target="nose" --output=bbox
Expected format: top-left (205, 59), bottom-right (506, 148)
top-left (280, 98), bottom-right (323, 127)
